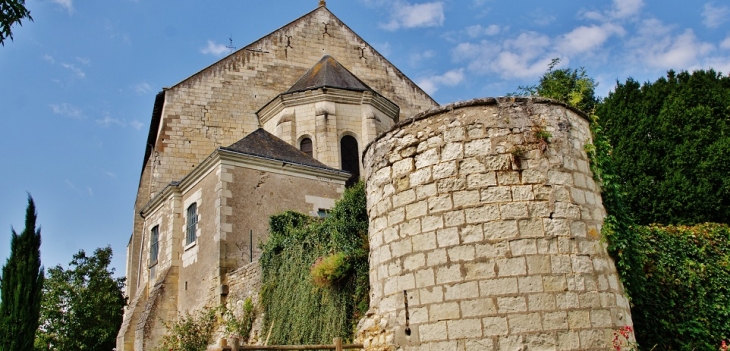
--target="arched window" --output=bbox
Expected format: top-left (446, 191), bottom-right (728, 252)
top-left (186, 203), bottom-right (198, 245)
top-left (340, 135), bottom-right (360, 186)
top-left (300, 138), bottom-right (313, 157)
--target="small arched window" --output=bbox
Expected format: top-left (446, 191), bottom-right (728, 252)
top-left (300, 138), bottom-right (313, 157)
top-left (340, 135), bottom-right (360, 187)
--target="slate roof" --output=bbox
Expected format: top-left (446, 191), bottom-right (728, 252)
top-left (220, 128), bottom-right (345, 173)
top-left (286, 55), bottom-right (373, 93)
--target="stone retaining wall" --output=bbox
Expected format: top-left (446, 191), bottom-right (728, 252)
top-left (357, 97), bottom-right (634, 351)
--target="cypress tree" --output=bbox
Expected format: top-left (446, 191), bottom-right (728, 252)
top-left (0, 196), bottom-right (44, 351)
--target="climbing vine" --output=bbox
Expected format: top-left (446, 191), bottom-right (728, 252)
top-left (259, 182), bottom-right (369, 345)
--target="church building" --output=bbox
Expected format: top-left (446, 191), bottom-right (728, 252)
top-left (117, 3), bottom-right (437, 350)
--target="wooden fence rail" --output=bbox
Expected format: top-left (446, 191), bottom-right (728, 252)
top-left (223, 337), bottom-right (363, 351)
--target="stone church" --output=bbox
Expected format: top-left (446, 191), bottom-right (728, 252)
top-left (119, 2), bottom-right (635, 350)
top-left (118, 2), bottom-right (437, 350)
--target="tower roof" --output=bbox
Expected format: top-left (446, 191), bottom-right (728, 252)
top-left (286, 55), bottom-right (373, 94)
top-left (220, 128), bottom-right (343, 172)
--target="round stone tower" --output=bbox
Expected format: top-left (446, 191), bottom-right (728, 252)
top-left (357, 97), bottom-right (634, 351)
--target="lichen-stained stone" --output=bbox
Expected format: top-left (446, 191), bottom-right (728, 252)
top-left (358, 98), bottom-right (634, 351)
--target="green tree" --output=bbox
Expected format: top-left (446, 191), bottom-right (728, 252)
top-left (1, 0), bottom-right (32, 46)
top-left (0, 196), bottom-right (44, 351)
top-left (597, 69), bottom-right (730, 225)
top-left (515, 58), bottom-right (599, 113)
top-left (35, 247), bottom-right (126, 351)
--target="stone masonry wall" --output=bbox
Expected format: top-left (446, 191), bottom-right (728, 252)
top-left (129, 5), bottom-right (437, 304)
top-left (358, 97), bottom-right (634, 351)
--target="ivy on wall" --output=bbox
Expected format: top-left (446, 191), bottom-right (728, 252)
top-left (259, 182), bottom-right (369, 345)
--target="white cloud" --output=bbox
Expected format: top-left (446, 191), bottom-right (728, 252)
top-left (50, 103), bottom-right (83, 118)
top-left (610, 0), bottom-right (643, 19)
top-left (51, 0), bottom-right (74, 14)
top-left (134, 82), bottom-right (153, 95)
top-left (96, 115), bottom-right (125, 128)
top-left (557, 23), bottom-right (624, 55)
top-left (43, 54), bottom-right (55, 64)
top-left (583, 0), bottom-right (643, 21)
top-left (75, 57), bottom-right (90, 65)
top-left (628, 20), bottom-right (714, 69)
top-left (105, 171), bottom-right (117, 178)
top-left (130, 120), bottom-right (144, 130)
top-left (466, 24), bottom-right (501, 38)
top-left (417, 68), bottom-right (465, 95)
top-left (381, 1), bottom-right (445, 31)
top-left (702, 3), bottom-right (730, 28)
top-left (61, 63), bottom-right (85, 78)
top-left (201, 40), bottom-right (229, 56)
top-left (721, 36), bottom-right (730, 50)
top-left (453, 32), bottom-right (559, 79)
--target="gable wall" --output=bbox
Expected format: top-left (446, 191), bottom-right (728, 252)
top-left (128, 7), bottom-right (437, 301)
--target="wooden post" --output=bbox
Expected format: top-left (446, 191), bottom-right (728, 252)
top-left (333, 337), bottom-right (343, 351)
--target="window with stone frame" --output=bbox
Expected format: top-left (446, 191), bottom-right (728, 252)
top-left (300, 137), bottom-right (313, 157)
top-left (340, 135), bottom-right (359, 187)
top-left (150, 225), bottom-right (159, 263)
top-left (186, 203), bottom-right (198, 245)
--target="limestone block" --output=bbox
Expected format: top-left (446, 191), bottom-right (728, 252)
top-left (444, 281), bottom-right (480, 301)
top-left (454, 190), bottom-right (481, 208)
top-left (460, 225), bottom-right (484, 244)
top-left (429, 302), bottom-right (460, 322)
top-left (465, 139), bottom-right (491, 157)
top-left (447, 245), bottom-right (476, 262)
top-left (517, 275), bottom-right (543, 293)
top-left (464, 261), bottom-right (497, 280)
top-left (497, 172), bottom-right (520, 185)
top-left (460, 158), bottom-right (487, 175)
top-left (448, 318), bottom-right (483, 339)
top-left (420, 285), bottom-right (443, 304)
top-left (461, 298), bottom-right (497, 317)
top-left (436, 264), bottom-right (463, 284)
top-left (495, 257), bottom-right (527, 277)
top-left (433, 161), bottom-right (458, 180)
top-left (441, 143), bottom-right (463, 161)
top-left (482, 316), bottom-right (509, 336)
top-left (481, 187), bottom-right (512, 204)
top-left (508, 313), bottom-right (543, 333)
top-left (466, 205), bottom-right (501, 224)
top-left (484, 221), bottom-right (519, 241)
top-left (436, 228), bottom-right (459, 248)
top-left (479, 277), bottom-right (518, 296)
top-left (412, 232), bottom-right (437, 252)
top-left (500, 203), bottom-right (529, 219)
top-left (419, 321), bottom-right (448, 342)
top-left (497, 296), bottom-right (527, 313)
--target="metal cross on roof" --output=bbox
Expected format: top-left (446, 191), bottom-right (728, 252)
top-left (319, 0), bottom-right (326, 7)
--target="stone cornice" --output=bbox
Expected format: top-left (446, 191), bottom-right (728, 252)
top-left (257, 87), bottom-right (399, 126)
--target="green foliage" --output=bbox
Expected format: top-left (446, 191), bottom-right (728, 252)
top-left (34, 246), bottom-right (126, 351)
top-left (514, 58), bottom-right (599, 113)
top-left (224, 298), bottom-right (255, 342)
top-left (627, 224), bottom-right (730, 350)
top-left (0, 196), bottom-right (44, 351)
top-left (311, 252), bottom-right (351, 287)
top-left (0, 0), bottom-right (32, 46)
top-left (156, 308), bottom-right (218, 351)
top-left (260, 181), bottom-right (369, 345)
top-left (596, 69), bottom-right (730, 225)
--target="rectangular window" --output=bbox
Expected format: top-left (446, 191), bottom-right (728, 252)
top-left (150, 225), bottom-right (159, 263)
top-left (186, 203), bottom-right (198, 245)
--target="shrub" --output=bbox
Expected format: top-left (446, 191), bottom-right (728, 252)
top-left (259, 182), bottom-right (369, 345)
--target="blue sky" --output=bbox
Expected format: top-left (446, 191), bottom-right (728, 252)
top-left (0, 0), bottom-right (728, 277)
